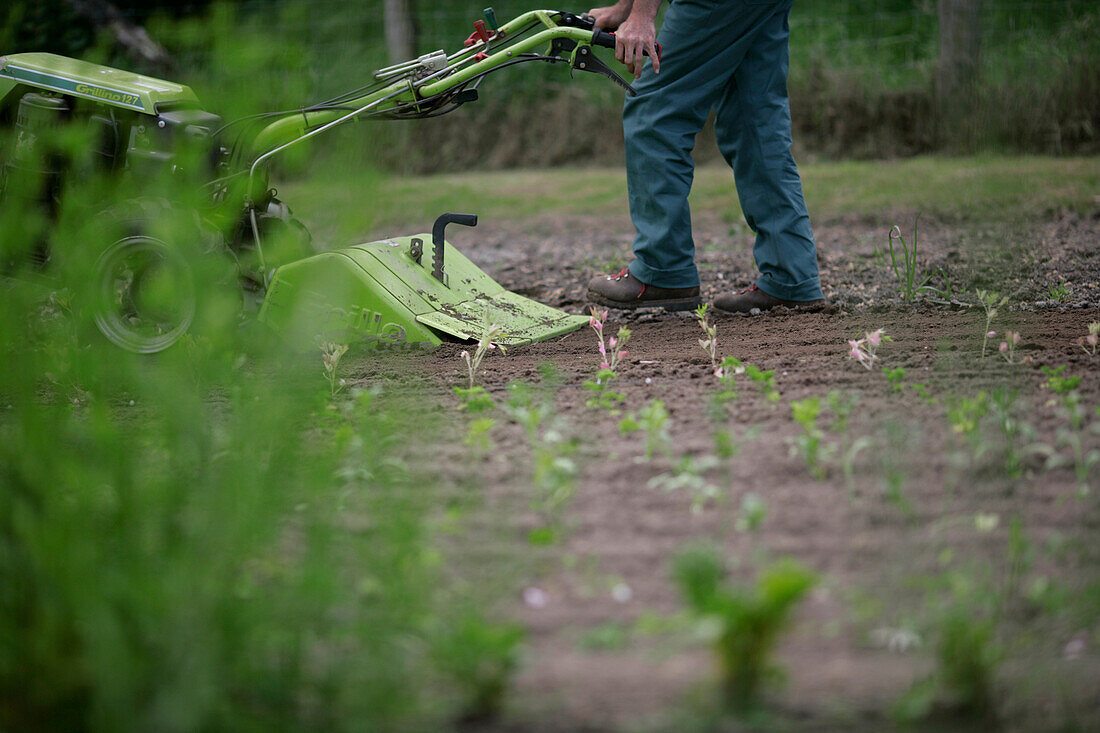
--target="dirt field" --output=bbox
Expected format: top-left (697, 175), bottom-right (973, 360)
top-left (350, 207), bottom-right (1100, 730)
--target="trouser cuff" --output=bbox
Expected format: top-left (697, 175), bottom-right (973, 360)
top-left (756, 274), bottom-right (823, 302)
top-left (629, 260), bottom-right (700, 290)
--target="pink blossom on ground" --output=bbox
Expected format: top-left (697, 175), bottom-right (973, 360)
top-left (848, 339), bottom-right (866, 362)
top-left (987, 331), bottom-right (997, 339)
top-left (1087, 334), bottom-right (1097, 346)
top-left (866, 329), bottom-right (884, 347)
top-left (522, 587), bottom-right (548, 609)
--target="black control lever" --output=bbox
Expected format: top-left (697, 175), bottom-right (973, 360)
top-left (431, 212), bottom-right (478, 284)
top-left (572, 45), bottom-right (637, 97)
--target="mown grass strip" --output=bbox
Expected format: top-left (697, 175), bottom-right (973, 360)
top-left (285, 156), bottom-right (1099, 242)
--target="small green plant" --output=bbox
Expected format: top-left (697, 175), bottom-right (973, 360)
top-left (744, 363), bottom-right (780, 404)
top-left (638, 399), bottom-right (672, 461)
top-left (696, 304), bottom-right (721, 376)
top-left (1044, 385), bottom-right (1100, 497)
top-left (1041, 364), bottom-right (1082, 395)
top-left (713, 428), bottom-right (738, 460)
top-left (455, 321), bottom-right (505, 410)
top-left (947, 391), bottom-right (991, 445)
top-left (995, 330), bottom-right (1022, 364)
top-left (648, 454), bottom-right (722, 513)
top-left (588, 306), bottom-right (630, 372)
top-left (1048, 281), bottom-right (1072, 303)
top-left (583, 369), bottom-right (626, 411)
top-left (502, 382), bottom-right (578, 525)
top-left (463, 417), bottom-right (496, 456)
top-left (672, 546), bottom-right (816, 714)
top-left (825, 390), bottom-right (872, 496)
top-left (1077, 322), bottom-right (1099, 356)
top-left (320, 341), bottom-right (349, 397)
top-left (501, 381), bottom-right (552, 442)
top-left (430, 612), bottom-right (525, 723)
top-left (583, 307), bottom-right (631, 412)
top-left (884, 366), bottom-right (906, 392)
top-left (988, 388), bottom-right (1033, 479)
top-left (887, 222), bottom-right (940, 301)
top-left (976, 290), bottom-right (1008, 360)
top-left (532, 430), bottom-right (578, 523)
top-left (894, 606), bottom-right (1000, 723)
top-left (708, 356), bottom-right (745, 418)
top-left (735, 493), bottom-right (768, 533)
top-left (790, 397), bottom-right (829, 479)
top-left (847, 327), bottom-right (890, 370)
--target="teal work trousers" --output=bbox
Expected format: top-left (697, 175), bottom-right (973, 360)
top-left (623, 0), bottom-right (823, 301)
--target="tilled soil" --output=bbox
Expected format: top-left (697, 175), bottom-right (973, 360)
top-left (353, 211), bottom-right (1100, 731)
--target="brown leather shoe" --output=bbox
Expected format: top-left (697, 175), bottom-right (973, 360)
top-left (587, 268), bottom-right (701, 311)
top-left (713, 284), bottom-right (826, 314)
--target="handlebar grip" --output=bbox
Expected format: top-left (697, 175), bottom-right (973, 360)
top-left (589, 30), bottom-right (663, 60)
top-left (592, 29), bottom-right (616, 49)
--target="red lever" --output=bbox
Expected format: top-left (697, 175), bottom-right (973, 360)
top-left (463, 19), bottom-right (491, 47)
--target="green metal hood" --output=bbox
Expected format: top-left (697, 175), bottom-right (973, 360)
top-left (0, 52), bottom-right (200, 113)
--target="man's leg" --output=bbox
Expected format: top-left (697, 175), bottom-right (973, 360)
top-left (588, 0), bottom-right (770, 308)
top-left (711, 2), bottom-right (824, 307)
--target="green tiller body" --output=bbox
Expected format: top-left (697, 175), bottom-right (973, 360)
top-left (0, 9), bottom-right (646, 352)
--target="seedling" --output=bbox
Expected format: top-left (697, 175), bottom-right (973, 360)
top-left (884, 367), bottom-right (906, 393)
top-left (887, 222), bottom-right (941, 301)
top-left (648, 455), bottom-right (722, 513)
top-left (584, 307), bottom-right (630, 412)
top-left (976, 290), bottom-right (1008, 360)
top-left (583, 370), bottom-right (626, 411)
top-left (457, 319), bottom-right (503, 394)
top-left (1077, 322), bottom-right (1099, 356)
top-left (638, 399), bottom-right (672, 461)
top-left (708, 356), bottom-right (746, 419)
top-left (989, 388), bottom-right (1033, 479)
top-left (431, 612), bottom-right (525, 723)
top-left (735, 493), bottom-right (768, 534)
top-left (1041, 365), bottom-right (1081, 396)
top-left (532, 434), bottom-right (578, 522)
top-left (695, 304), bottom-right (721, 376)
top-left (997, 331), bottom-right (1021, 364)
top-left (501, 382), bottom-right (577, 524)
top-left (1043, 383), bottom-right (1099, 497)
top-left (320, 341), bottom-right (349, 397)
top-left (847, 327), bottom-right (891, 370)
top-left (1048, 281), bottom-right (1072, 303)
top-left (463, 417), bottom-right (496, 457)
top-left (825, 390), bottom-right (871, 496)
top-left (672, 546), bottom-right (816, 714)
top-left (588, 306), bottom-right (630, 372)
top-left (745, 363), bottom-right (780, 404)
top-left (790, 397), bottom-right (829, 479)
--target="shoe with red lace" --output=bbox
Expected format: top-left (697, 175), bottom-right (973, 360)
top-left (586, 268), bottom-right (701, 311)
top-left (713, 284), bottom-right (826, 314)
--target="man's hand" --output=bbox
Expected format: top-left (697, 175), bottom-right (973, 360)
top-left (591, 0), bottom-right (661, 78)
top-left (613, 10), bottom-right (661, 78)
top-left (587, 2), bottom-right (632, 31)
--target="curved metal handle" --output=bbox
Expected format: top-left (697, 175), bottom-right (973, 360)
top-left (431, 212), bottom-right (478, 283)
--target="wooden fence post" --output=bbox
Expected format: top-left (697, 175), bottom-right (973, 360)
top-left (384, 0), bottom-right (418, 64)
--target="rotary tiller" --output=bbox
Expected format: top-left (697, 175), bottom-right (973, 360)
top-left (0, 8), bottom-right (652, 352)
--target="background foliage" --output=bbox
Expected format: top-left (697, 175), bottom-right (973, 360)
top-left (3, 0), bottom-right (1098, 170)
